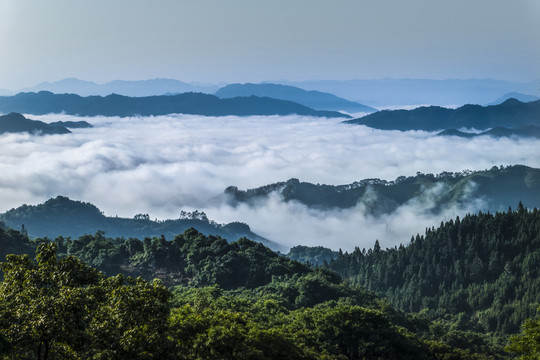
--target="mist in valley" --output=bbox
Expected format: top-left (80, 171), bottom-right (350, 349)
top-left (1, 113), bottom-right (539, 250)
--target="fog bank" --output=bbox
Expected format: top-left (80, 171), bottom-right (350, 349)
top-left (1, 113), bottom-right (539, 250)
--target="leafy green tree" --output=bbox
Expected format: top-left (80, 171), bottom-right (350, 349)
top-left (0, 243), bottom-right (172, 359)
top-left (0, 243), bottom-right (101, 359)
top-left (506, 308), bottom-right (540, 359)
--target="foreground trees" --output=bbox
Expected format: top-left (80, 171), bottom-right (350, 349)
top-left (0, 228), bottom-right (525, 359)
top-left (0, 243), bottom-right (171, 359)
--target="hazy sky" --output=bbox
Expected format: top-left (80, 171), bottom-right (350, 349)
top-left (0, 0), bottom-right (539, 90)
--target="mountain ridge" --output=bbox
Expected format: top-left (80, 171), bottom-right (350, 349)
top-left (215, 83), bottom-right (376, 113)
top-left (0, 112), bottom-right (71, 135)
top-left (0, 91), bottom-right (350, 118)
top-left (225, 165), bottom-right (540, 216)
top-left (345, 98), bottom-right (540, 131)
top-left (21, 77), bottom-right (220, 97)
top-left (0, 196), bottom-right (282, 250)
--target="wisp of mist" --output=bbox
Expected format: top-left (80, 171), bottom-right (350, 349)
top-left (2, 113), bottom-right (539, 250)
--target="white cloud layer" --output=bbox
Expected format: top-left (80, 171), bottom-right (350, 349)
top-left (1, 113), bottom-right (540, 250)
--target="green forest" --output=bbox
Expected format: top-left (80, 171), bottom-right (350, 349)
top-left (0, 206), bottom-right (539, 359)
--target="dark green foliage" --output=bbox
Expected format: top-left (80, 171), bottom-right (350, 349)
top-left (0, 226), bottom-right (33, 262)
top-left (0, 226), bottom-right (508, 359)
top-left (287, 245), bottom-right (339, 266)
top-left (506, 307), bottom-right (540, 359)
top-left (326, 204), bottom-right (540, 338)
top-left (0, 244), bottom-right (172, 359)
top-left (28, 228), bottom-right (309, 289)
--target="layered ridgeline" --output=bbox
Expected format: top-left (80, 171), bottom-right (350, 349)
top-left (487, 92), bottom-right (540, 105)
top-left (0, 226), bottom-right (513, 359)
top-left (0, 196), bottom-right (280, 250)
top-left (17, 78), bottom-right (540, 107)
top-left (215, 83), bottom-right (376, 113)
top-left (345, 98), bottom-right (540, 131)
top-left (0, 91), bottom-right (349, 118)
top-left (20, 77), bottom-right (220, 96)
top-left (225, 165), bottom-right (540, 216)
top-left (285, 78), bottom-right (539, 107)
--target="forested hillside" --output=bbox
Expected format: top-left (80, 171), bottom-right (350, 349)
top-left (226, 165), bottom-right (540, 215)
top-left (2, 206), bottom-right (540, 357)
top-left (325, 204), bottom-right (540, 339)
top-left (0, 227), bottom-right (513, 359)
top-left (0, 196), bottom-right (279, 250)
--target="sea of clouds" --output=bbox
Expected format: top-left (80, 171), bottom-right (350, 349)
top-left (1, 113), bottom-right (539, 251)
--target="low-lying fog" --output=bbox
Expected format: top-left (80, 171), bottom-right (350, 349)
top-left (2, 113), bottom-right (539, 250)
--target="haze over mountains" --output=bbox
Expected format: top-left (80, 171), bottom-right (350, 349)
top-left (6, 77), bottom-right (539, 108)
top-left (20, 78), bottom-right (221, 97)
top-left (487, 92), bottom-right (540, 105)
top-left (225, 165), bottom-right (540, 218)
top-left (2, 165), bottom-right (538, 254)
top-left (284, 78), bottom-right (540, 107)
top-left (215, 83), bottom-right (376, 113)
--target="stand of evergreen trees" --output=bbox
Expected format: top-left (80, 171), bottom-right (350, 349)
top-left (326, 203), bottom-right (540, 341)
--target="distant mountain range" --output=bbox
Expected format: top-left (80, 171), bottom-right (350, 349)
top-left (0, 196), bottom-right (281, 250)
top-left (486, 92), bottom-right (540, 105)
top-left (0, 113), bottom-right (71, 135)
top-left (0, 91), bottom-right (350, 118)
top-left (11, 77), bottom-right (540, 107)
top-left (437, 125), bottom-right (540, 139)
top-left (225, 165), bottom-right (540, 216)
top-left (215, 83), bottom-right (376, 113)
top-left (345, 98), bottom-right (540, 131)
top-left (19, 78), bottom-right (220, 97)
top-left (284, 78), bottom-right (540, 107)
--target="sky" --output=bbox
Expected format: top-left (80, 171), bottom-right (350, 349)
top-left (0, 0), bottom-right (539, 90)
top-left (1, 114), bottom-right (539, 250)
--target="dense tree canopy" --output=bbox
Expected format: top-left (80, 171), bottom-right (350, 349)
top-left (0, 243), bottom-right (171, 359)
top-left (325, 204), bottom-right (540, 339)
top-left (0, 227), bottom-right (513, 359)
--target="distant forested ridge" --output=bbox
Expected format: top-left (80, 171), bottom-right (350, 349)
top-left (0, 91), bottom-right (350, 118)
top-left (0, 225), bottom-right (512, 359)
top-left (0, 112), bottom-right (70, 135)
top-left (0, 196), bottom-right (280, 250)
top-left (215, 83), bottom-right (376, 113)
top-left (323, 204), bottom-right (540, 339)
top-left (226, 165), bottom-right (540, 215)
top-left (345, 98), bottom-right (540, 131)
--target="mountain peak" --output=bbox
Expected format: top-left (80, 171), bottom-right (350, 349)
top-left (215, 83), bottom-right (376, 113)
